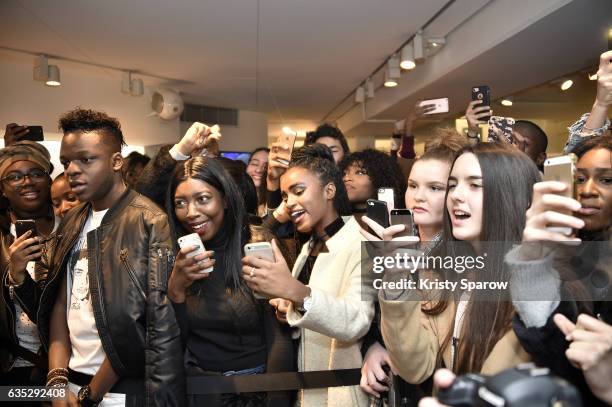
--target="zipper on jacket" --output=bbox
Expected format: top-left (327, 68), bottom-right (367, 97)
top-left (37, 231), bottom-right (81, 352)
top-left (120, 249), bottom-right (146, 300)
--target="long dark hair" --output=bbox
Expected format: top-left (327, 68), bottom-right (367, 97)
top-left (166, 156), bottom-right (248, 292)
top-left (289, 144), bottom-right (351, 216)
top-left (439, 143), bottom-right (540, 374)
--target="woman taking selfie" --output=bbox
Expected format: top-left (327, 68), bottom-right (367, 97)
top-left (374, 143), bottom-right (538, 385)
top-left (166, 156), bottom-right (292, 407)
top-left (241, 144), bottom-right (375, 407)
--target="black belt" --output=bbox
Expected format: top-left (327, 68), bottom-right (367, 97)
top-left (186, 368), bottom-right (361, 394)
top-left (68, 368), bottom-right (144, 396)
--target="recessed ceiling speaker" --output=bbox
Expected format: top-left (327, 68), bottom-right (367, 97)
top-left (151, 88), bottom-right (184, 120)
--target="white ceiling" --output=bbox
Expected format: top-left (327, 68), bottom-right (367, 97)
top-left (0, 0), bottom-right (453, 122)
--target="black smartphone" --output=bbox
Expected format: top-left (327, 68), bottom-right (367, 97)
top-left (471, 86), bottom-right (491, 121)
top-left (15, 219), bottom-right (37, 238)
top-left (390, 209), bottom-right (416, 238)
top-left (25, 126), bottom-right (44, 142)
top-left (366, 199), bottom-right (389, 229)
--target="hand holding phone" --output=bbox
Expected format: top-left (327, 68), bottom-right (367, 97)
top-left (8, 220), bottom-right (42, 284)
top-left (470, 86), bottom-right (491, 123)
top-left (419, 98), bottom-right (449, 115)
top-left (272, 133), bottom-right (297, 166)
top-left (390, 209), bottom-right (416, 240)
top-left (244, 242), bottom-right (276, 299)
top-left (178, 233), bottom-right (213, 273)
top-left (543, 154), bottom-right (577, 236)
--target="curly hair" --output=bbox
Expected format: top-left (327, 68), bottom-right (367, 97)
top-left (304, 123), bottom-right (350, 155)
top-left (58, 108), bottom-right (125, 152)
top-left (339, 149), bottom-right (406, 208)
top-left (289, 144), bottom-right (351, 216)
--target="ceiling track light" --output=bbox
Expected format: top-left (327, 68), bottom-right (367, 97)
top-left (355, 86), bottom-right (365, 103)
top-left (384, 56), bottom-right (400, 88)
top-left (122, 71), bottom-right (144, 97)
top-left (400, 43), bottom-right (415, 70)
top-left (560, 79), bottom-right (573, 91)
top-left (427, 37), bottom-right (446, 48)
top-left (413, 30), bottom-right (425, 63)
top-left (46, 65), bottom-right (61, 86)
top-left (365, 77), bottom-right (375, 98)
top-left (500, 97), bottom-right (513, 107)
top-left (33, 54), bottom-right (61, 86)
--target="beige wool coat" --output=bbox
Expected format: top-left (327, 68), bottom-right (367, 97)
top-left (286, 216), bottom-right (376, 407)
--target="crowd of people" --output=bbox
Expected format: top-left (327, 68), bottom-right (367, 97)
top-left (0, 50), bottom-right (610, 407)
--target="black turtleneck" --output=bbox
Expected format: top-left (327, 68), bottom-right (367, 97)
top-left (172, 228), bottom-right (266, 373)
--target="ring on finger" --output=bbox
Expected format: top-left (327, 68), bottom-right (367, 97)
top-left (249, 266), bottom-right (256, 278)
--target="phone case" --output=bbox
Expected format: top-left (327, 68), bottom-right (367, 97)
top-left (377, 188), bottom-right (395, 211)
top-left (178, 233), bottom-right (213, 272)
top-left (15, 220), bottom-right (37, 238)
top-left (273, 134), bottom-right (297, 165)
top-left (487, 116), bottom-right (515, 144)
top-left (366, 199), bottom-right (390, 228)
top-left (390, 210), bottom-right (416, 239)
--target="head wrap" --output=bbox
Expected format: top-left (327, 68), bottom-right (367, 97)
top-left (0, 141), bottom-right (52, 179)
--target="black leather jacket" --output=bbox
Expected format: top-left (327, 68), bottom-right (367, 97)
top-left (35, 189), bottom-right (185, 406)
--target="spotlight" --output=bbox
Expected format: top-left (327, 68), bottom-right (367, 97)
top-left (45, 65), bottom-right (61, 86)
top-left (282, 126), bottom-right (296, 135)
top-left (384, 56), bottom-right (400, 88)
top-left (33, 55), bottom-right (48, 81)
top-left (500, 97), bottom-right (513, 107)
top-left (355, 86), bottom-right (365, 103)
top-left (427, 37), bottom-right (446, 49)
top-left (400, 44), bottom-right (415, 70)
top-left (560, 79), bottom-right (573, 91)
top-left (131, 79), bottom-right (144, 97)
top-left (413, 30), bottom-right (425, 63)
top-left (122, 71), bottom-right (144, 96)
top-left (365, 77), bottom-right (375, 98)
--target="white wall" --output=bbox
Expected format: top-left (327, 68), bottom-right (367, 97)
top-left (0, 51), bottom-right (180, 148)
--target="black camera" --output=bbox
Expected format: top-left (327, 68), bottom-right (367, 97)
top-left (437, 363), bottom-right (582, 407)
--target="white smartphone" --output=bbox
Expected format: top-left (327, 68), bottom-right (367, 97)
top-left (244, 242), bottom-right (275, 299)
top-left (244, 242), bottom-right (275, 262)
top-left (377, 188), bottom-right (395, 212)
top-left (178, 233), bottom-right (213, 273)
top-left (543, 154), bottom-right (577, 236)
top-left (419, 98), bottom-right (449, 114)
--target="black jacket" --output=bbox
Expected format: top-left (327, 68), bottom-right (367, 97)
top-left (35, 189), bottom-right (185, 406)
top-left (0, 217), bottom-right (50, 374)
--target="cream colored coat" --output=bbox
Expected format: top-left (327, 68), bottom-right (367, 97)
top-left (286, 216), bottom-right (375, 407)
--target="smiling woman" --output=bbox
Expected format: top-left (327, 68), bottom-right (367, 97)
top-left (242, 144), bottom-right (375, 407)
top-left (166, 156), bottom-right (292, 407)
top-left (0, 140), bottom-right (55, 388)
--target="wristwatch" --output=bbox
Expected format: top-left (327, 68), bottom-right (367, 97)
top-left (77, 385), bottom-right (100, 407)
top-left (297, 293), bottom-right (313, 314)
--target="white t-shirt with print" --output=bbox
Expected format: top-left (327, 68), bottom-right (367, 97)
top-left (66, 209), bottom-right (125, 406)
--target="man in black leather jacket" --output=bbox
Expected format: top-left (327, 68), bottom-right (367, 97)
top-left (34, 109), bottom-right (184, 406)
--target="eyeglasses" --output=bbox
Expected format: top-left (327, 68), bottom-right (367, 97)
top-left (1, 169), bottom-right (48, 186)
